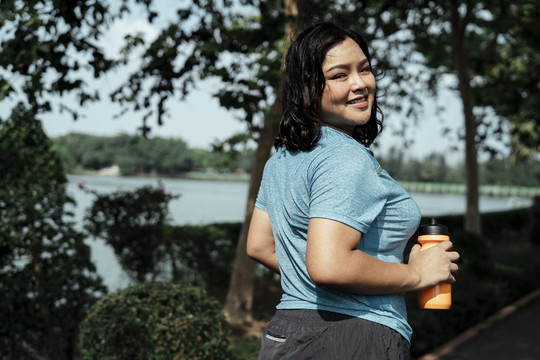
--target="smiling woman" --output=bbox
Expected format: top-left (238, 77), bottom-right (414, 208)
top-left (248, 22), bottom-right (460, 360)
top-left (320, 37), bottom-right (376, 134)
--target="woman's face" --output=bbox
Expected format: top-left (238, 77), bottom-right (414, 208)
top-left (320, 37), bottom-right (376, 135)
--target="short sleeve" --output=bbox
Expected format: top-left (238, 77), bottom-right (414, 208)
top-left (308, 144), bottom-right (387, 234)
top-left (255, 172), bottom-right (268, 212)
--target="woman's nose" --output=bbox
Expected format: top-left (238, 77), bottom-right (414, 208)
top-left (351, 72), bottom-right (367, 91)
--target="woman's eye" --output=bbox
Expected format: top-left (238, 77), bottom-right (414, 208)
top-left (331, 73), bottom-right (346, 80)
top-left (360, 67), bottom-right (371, 74)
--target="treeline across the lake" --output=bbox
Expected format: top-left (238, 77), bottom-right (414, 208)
top-left (381, 148), bottom-right (540, 187)
top-left (53, 133), bottom-right (254, 176)
top-left (54, 133), bottom-right (540, 186)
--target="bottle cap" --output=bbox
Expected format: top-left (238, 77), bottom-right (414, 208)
top-left (419, 217), bottom-right (449, 236)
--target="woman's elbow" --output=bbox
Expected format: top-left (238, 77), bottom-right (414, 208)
top-left (246, 238), bottom-right (259, 260)
top-left (246, 237), bottom-right (269, 262)
top-left (246, 242), bottom-right (259, 261)
top-left (306, 261), bottom-right (341, 287)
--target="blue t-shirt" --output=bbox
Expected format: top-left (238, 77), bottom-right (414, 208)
top-left (255, 126), bottom-right (421, 342)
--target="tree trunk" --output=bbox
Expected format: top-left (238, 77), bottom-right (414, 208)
top-left (222, 108), bottom-right (280, 327)
top-left (451, 3), bottom-right (482, 234)
top-left (223, 0), bottom-right (299, 328)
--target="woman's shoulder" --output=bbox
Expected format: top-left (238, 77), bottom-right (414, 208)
top-left (307, 146), bottom-right (378, 186)
top-left (314, 127), bottom-right (375, 165)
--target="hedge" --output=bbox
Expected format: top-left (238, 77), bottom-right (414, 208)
top-left (79, 282), bottom-right (233, 360)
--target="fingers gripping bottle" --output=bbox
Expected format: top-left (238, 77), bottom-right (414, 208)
top-left (418, 218), bottom-right (452, 310)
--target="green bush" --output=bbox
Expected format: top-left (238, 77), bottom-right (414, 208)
top-left (84, 184), bottom-right (180, 282)
top-left (481, 208), bottom-right (531, 243)
top-left (451, 230), bottom-right (494, 277)
top-left (0, 106), bottom-right (106, 359)
top-left (79, 282), bottom-right (233, 360)
top-left (165, 223), bottom-right (241, 301)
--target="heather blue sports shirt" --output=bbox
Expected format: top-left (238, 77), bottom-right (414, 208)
top-left (255, 126), bottom-right (421, 342)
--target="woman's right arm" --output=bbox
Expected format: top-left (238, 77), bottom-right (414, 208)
top-left (246, 207), bottom-right (280, 274)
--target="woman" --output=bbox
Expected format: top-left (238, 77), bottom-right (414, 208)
top-left (247, 22), bottom-right (460, 359)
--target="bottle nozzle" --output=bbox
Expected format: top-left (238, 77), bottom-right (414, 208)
top-left (419, 217), bottom-right (449, 236)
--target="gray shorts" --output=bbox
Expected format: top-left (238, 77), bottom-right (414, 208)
top-left (258, 309), bottom-right (410, 360)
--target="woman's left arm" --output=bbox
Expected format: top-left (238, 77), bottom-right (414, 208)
top-left (246, 207), bottom-right (280, 274)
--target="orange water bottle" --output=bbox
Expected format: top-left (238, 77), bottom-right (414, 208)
top-left (418, 218), bottom-right (452, 310)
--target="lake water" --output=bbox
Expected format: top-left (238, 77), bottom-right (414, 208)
top-left (67, 174), bottom-right (533, 291)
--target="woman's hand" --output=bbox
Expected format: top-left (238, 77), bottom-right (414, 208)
top-left (407, 241), bottom-right (460, 290)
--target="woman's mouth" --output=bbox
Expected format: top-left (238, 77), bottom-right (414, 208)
top-left (346, 96), bottom-right (368, 108)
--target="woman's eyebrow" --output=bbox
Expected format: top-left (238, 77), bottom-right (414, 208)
top-left (324, 58), bottom-right (369, 73)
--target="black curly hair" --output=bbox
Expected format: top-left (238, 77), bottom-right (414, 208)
top-left (275, 22), bottom-right (383, 151)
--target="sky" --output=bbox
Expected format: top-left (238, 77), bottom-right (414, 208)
top-left (1, 1), bottom-right (477, 164)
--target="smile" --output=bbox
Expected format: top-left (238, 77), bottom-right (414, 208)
top-left (345, 96), bottom-right (369, 109)
top-left (346, 96), bottom-right (367, 104)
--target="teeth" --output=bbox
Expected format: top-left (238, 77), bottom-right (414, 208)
top-left (347, 97), bottom-right (365, 104)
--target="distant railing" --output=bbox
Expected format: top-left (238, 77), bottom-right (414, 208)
top-left (400, 181), bottom-right (540, 197)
